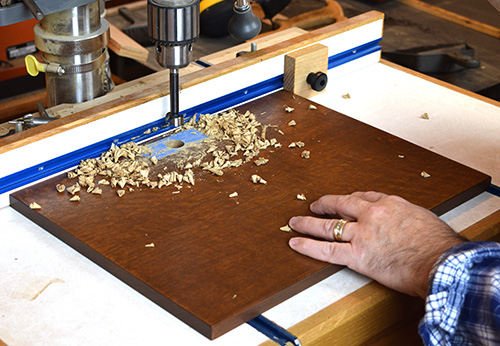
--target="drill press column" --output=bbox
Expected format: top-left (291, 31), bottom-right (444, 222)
top-left (147, 0), bottom-right (200, 127)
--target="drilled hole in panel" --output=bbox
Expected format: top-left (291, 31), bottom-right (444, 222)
top-left (165, 139), bottom-right (185, 148)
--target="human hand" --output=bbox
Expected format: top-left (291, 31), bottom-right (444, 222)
top-left (288, 191), bottom-right (465, 298)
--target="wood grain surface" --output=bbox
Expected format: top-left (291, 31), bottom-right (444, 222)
top-left (10, 90), bottom-right (490, 339)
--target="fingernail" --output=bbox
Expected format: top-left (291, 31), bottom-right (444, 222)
top-left (289, 238), bottom-right (299, 247)
top-left (289, 216), bottom-right (299, 226)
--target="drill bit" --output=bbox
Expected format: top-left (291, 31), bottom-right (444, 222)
top-left (168, 68), bottom-right (182, 126)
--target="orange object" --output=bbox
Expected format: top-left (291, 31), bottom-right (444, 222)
top-left (0, 18), bottom-right (38, 82)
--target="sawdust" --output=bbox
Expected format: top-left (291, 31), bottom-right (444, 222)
top-left (29, 202), bottom-right (41, 210)
top-left (280, 225), bottom-right (291, 232)
top-left (63, 109), bottom-right (280, 199)
top-left (297, 193), bottom-right (307, 201)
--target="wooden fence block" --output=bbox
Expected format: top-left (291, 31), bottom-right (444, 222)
top-left (283, 44), bottom-right (329, 99)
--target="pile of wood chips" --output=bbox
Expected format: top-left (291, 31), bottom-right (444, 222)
top-left (60, 109), bottom-right (280, 200)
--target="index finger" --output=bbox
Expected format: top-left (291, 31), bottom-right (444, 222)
top-left (310, 194), bottom-right (373, 220)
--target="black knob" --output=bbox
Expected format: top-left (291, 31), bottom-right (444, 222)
top-left (307, 72), bottom-right (328, 92)
top-left (228, 4), bottom-right (262, 41)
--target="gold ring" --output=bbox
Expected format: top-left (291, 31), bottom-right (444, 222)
top-left (334, 219), bottom-right (348, 242)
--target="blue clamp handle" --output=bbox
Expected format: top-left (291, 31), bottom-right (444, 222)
top-left (247, 315), bottom-right (302, 346)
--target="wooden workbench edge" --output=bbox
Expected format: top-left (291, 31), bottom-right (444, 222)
top-left (0, 11), bottom-right (384, 155)
top-left (460, 208), bottom-right (500, 242)
top-left (259, 280), bottom-right (423, 346)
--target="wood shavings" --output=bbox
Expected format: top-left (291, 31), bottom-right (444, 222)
top-left (64, 141), bottom-right (186, 198)
top-left (421, 171), bottom-right (431, 179)
top-left (251, 174), bottom-right (267, 185)
top-left (289, 141), bottom-right (305, 148)
top-left (143, 129), bottom-right (151, 134)
top-left (278, 130), bottom-right (284, 135)
top-left (66, 184), bottom-right (80, 195)
top-left (183, 169), bottom-right (195, 185)
top-left (342, 93), bottom-right (351, 99)
top-left (309, 104), bottom-right (317, 110)
top-left (288, 120), bottom-right (296, 126)
top-left (297, 193), bottom-right (306, 201)
top-left (145, 243), bottom-right (155, 248)
top-left (280, 225), bottom-right (291, 232)
top-left (254, 157), bottom-right (269, 166)
top-left (398, 155), bottom-right (405, 159)
top-left (56, 184), bottom-right (65, 193)
top-left (69, 195), bottom-right (80, 202)
top-left (301, 150), bottom-right (310, 159)
top-left (183, 109), bottom-right (280, 176)
top-left (229, 192), bottom-right (238, 198)
top-left (284, 105), bottom-right (294, 113)
top-left (29, 202), bottom-right (41, 210)
top-left (62, 108), bottom-right (280, 200)
top-left (420, 113), bottom-right (430, 120)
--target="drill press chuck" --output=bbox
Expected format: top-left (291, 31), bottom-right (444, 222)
top-left (147, 0), bottom-right (200, 125)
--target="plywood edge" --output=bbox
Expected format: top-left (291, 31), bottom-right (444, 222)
top-left (0, 11), bottom-right (384, 155)
top-left (380, 59), bottom-right (500, 108)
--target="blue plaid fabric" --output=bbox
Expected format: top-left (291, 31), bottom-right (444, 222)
top-left (419, 241), bottom-right (500, 345)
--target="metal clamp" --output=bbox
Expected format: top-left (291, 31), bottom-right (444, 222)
top-left (247, 315), bottom-right (302, 346)
top-left (61, 51), bottom-right (107, 75)
top-left (7, 102), bottom-right (59, 135)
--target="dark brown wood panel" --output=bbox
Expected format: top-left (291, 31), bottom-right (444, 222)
top-left (10, 90), bottom-right (491, 339)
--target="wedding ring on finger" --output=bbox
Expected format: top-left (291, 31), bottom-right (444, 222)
top-left (333, 219), bottom-right (349, 242)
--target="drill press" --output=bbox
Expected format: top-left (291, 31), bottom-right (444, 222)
top-left (147, 0), bottom-right (261, 127)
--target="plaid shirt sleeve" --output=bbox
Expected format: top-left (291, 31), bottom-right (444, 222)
top-left (419, 241), bottom-right (500, 346)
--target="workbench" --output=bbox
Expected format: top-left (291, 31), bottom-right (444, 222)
top-left (1, 11), bottom-right (500, 346)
